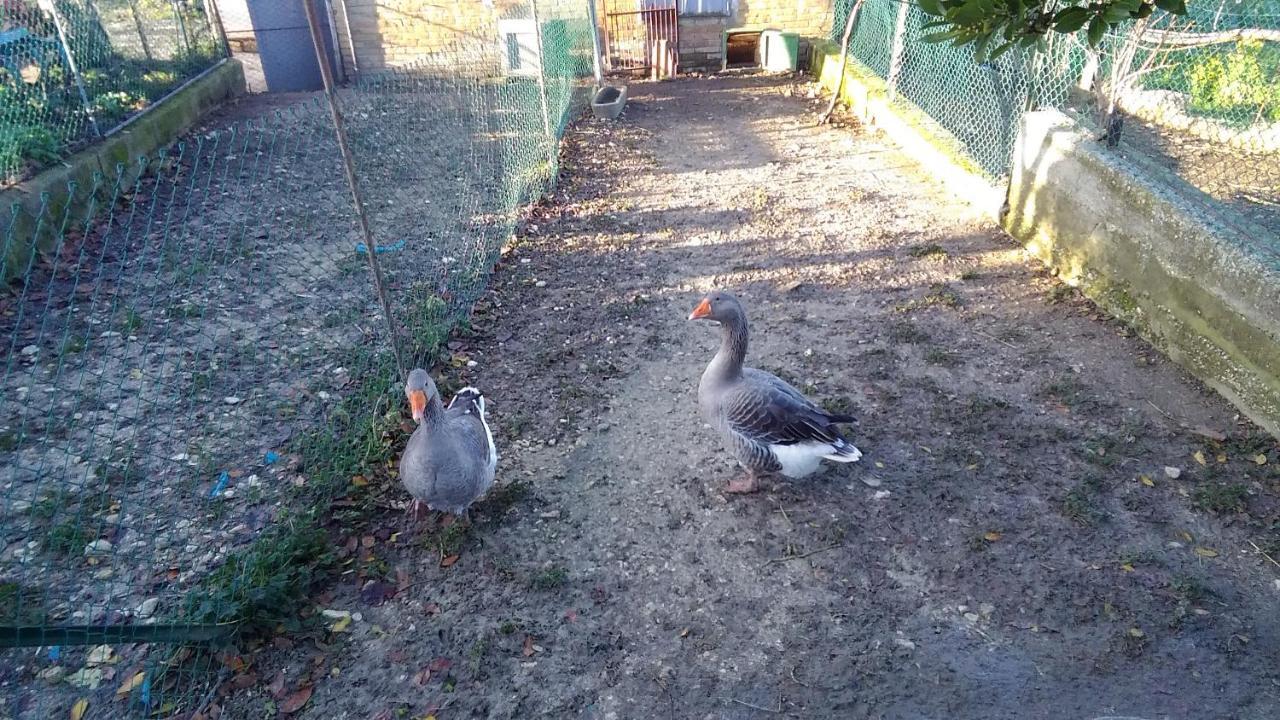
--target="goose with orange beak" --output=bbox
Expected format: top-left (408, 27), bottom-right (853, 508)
top-left (690, 291), bottom-right (861, 493)
top-left (399, 369), bottom-right (498, 522)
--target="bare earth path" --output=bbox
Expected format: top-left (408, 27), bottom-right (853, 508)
top-left (230, 76), bottom-right (1279, 720)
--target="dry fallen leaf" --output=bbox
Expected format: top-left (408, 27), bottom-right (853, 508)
top-left (439, 554), bottom-right (460, 568)
top-left (1120, 563), bottom-right (1135, 572)
top-left (678, 627), bottom-right (690, 638)
top-left (351, 475), bottom-right (369, 487)
top-left (1164, 466), bottom-right (1182, 479)
top-left (1254, 454), bottom-right (1268, 466)
top-left (522, 635), bottom-right (536, 657)
top-left (330, 615), bottom-right (352, 633)
top-left (983, 531), bottom-right (1002, 542)
top-left (267, 671), bottom-right (287, 699)
top-left (1139, 475), bottom-right (1155, 487)
top-left (279, 685), bottom-right (313, 714)
top-left (230, 672), bottom-right (258, 690)
top-left (1216, 454), bottom-right (1227, 464)
top-left (1128, 627), bottom-right (1145, 638)
top-left (1194, 547), bottom-right (1219, 558)
top-left (1193, 450), bottom-right (1207, 466)
top-left (412, 667), bottom-right (431, 687)
top-left (116, 671), bottom-right (145, 697)
top-left (70, 698), bottom-right (88, 720)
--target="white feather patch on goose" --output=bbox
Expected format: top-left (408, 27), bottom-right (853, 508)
top-left (458, 386), bottom-right (498, 474)
top-left (769, 442), bottom-right (835, 478)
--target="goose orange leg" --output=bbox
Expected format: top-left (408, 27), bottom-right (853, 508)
top-left (725, 471), bottom-right (762, 494)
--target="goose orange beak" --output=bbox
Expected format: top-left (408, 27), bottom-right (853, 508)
top-left (409, 390), bottom-right (427, 422)
top-left (688, 297), bottom-right (712, 321)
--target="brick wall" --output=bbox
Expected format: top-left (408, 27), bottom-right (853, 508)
top-left (324, 1), bottom-right (832, 75)
top-left (329, 0), bottom-right (587, 72)
top-left (676, 0), bottom-right (834, 71)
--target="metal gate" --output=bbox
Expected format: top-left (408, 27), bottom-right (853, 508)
top-left (602, 0), bottom-right (678, 78)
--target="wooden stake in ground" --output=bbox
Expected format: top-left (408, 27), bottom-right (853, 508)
top-left (819, 0), bottom-right (866, 125)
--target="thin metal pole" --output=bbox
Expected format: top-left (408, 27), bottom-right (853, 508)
top-left (301, 0), bottom-right (405, 376)
top-left (335, 0), bottom-right (360, 76)
top-left (128, 0), bottom-right (154, 61)
top-left (171, 0), bottom-right (192, 55)
top-left (886, 0), bottom-right (910, 101)
top-left (585, 0), bottom-right (603, 86)
top-left (322, 0), bottom-right (347, 81)
top-left (45, 1), bottom-right (100, 137)
top-left (203, 0), bottom-right (231, 59)
top-left (529, 0), bottom-right (555, 164)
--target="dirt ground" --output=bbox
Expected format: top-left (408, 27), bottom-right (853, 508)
top-left (224, 76), bottom-right (1280, 719)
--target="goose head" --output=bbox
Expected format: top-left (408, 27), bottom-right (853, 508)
top-left (687, 291), bottom-right (745, 326)
top-left (404, 368), bottom-right (439, 423)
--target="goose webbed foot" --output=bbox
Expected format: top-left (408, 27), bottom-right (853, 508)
top-left (725, 471), bottom-right (762, 494)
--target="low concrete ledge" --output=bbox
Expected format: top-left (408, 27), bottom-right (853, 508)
top-left (2, 59), bottom-right (246, 281)
top-left (809, 39), bottom-right (1004, 220)
top-left (1005, 109), bottom-right (1280, 436)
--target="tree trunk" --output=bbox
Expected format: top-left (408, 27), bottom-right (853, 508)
top-left (818, 0), bottom-right (866, 125)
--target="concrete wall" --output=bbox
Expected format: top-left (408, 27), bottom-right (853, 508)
top-left (809, 39), bottom-right (1004, 218)
top-left (2, 60), bottom-right (246, 282)
top-left (811, 39), bottom-right (1280, 435)
top-left (1005, 110), bottom-right (1280, 436)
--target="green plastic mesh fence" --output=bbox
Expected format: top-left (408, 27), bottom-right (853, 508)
top-left (1, 0), bottom-right (225, 186)
top-left (830, 0), bottom-right (1278, 262)
top-left (1, 1), bottom-right (590, 717)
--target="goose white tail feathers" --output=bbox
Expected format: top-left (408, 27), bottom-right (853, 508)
top-left (448, 387), bottom-right (486, 417)
top-left (823, 437), bottom-right (863, 463)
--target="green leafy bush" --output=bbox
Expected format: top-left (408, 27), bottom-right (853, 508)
top-left (1185, 40), bottom-right (1280, 123)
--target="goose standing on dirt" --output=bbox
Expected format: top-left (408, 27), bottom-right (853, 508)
top-left (398, 369), bottom-right (497, 522)
top-left (689, 291), bottom-right (861, 493)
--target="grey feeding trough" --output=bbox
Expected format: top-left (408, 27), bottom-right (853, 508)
top-left (591, 85), bottom-right (627, 119)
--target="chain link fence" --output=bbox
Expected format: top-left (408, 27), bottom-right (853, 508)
top-left (1, 0), bottom-right (591, 716)
top-left (831, 0), bottom-right (1278, 261)
top-left (1, 0), bottom-right (226, 186)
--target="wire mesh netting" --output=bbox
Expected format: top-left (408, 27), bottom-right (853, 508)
top-left (1, 0), bottom-right (226, 186)
top-left (831, 0), bottom-right (1279, 262)
top-left (1, 0), bottom-right (591, 716)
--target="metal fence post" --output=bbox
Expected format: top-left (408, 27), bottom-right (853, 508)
top-left (530, 0), bottom-right (556, 167)
top-left (586, 0), bottom-right (603, 86)
top-left (335, 0), bottom-right (361, 77)
top-left (886, 0), bottom-right (910, 101)
top-left (301, 0), bottom-right (405, 376)
top-left (203, 0), bottom-right (231, 58)
top-left (43, 0), bottom-right (101, 137)
top-left (171, 0), bottom-right (192, 55)
top-left (128, 0), bottom-right (154, 60)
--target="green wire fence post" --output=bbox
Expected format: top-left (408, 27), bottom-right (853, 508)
top-left (585, 0), bottom-right (604, 87)
top-left (128, 0), bottom-right (155, 61)
top-left (171, 0), bottom-right (192, 55)
top-left (45, 0), bottom-right (101, 138)
top-left (530, 0), bottom-right (557, 168)
top-left (302, 0), bottom-right (405, 377)
top-left (885, 0), bottom-right (910, 102)
top-left (204, 0), bottom-right (232, 59)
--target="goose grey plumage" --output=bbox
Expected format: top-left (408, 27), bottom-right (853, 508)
top-left (398, 368), bottom-right (498, 518)
top-left (689, 291), bottom-right (861, 493)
